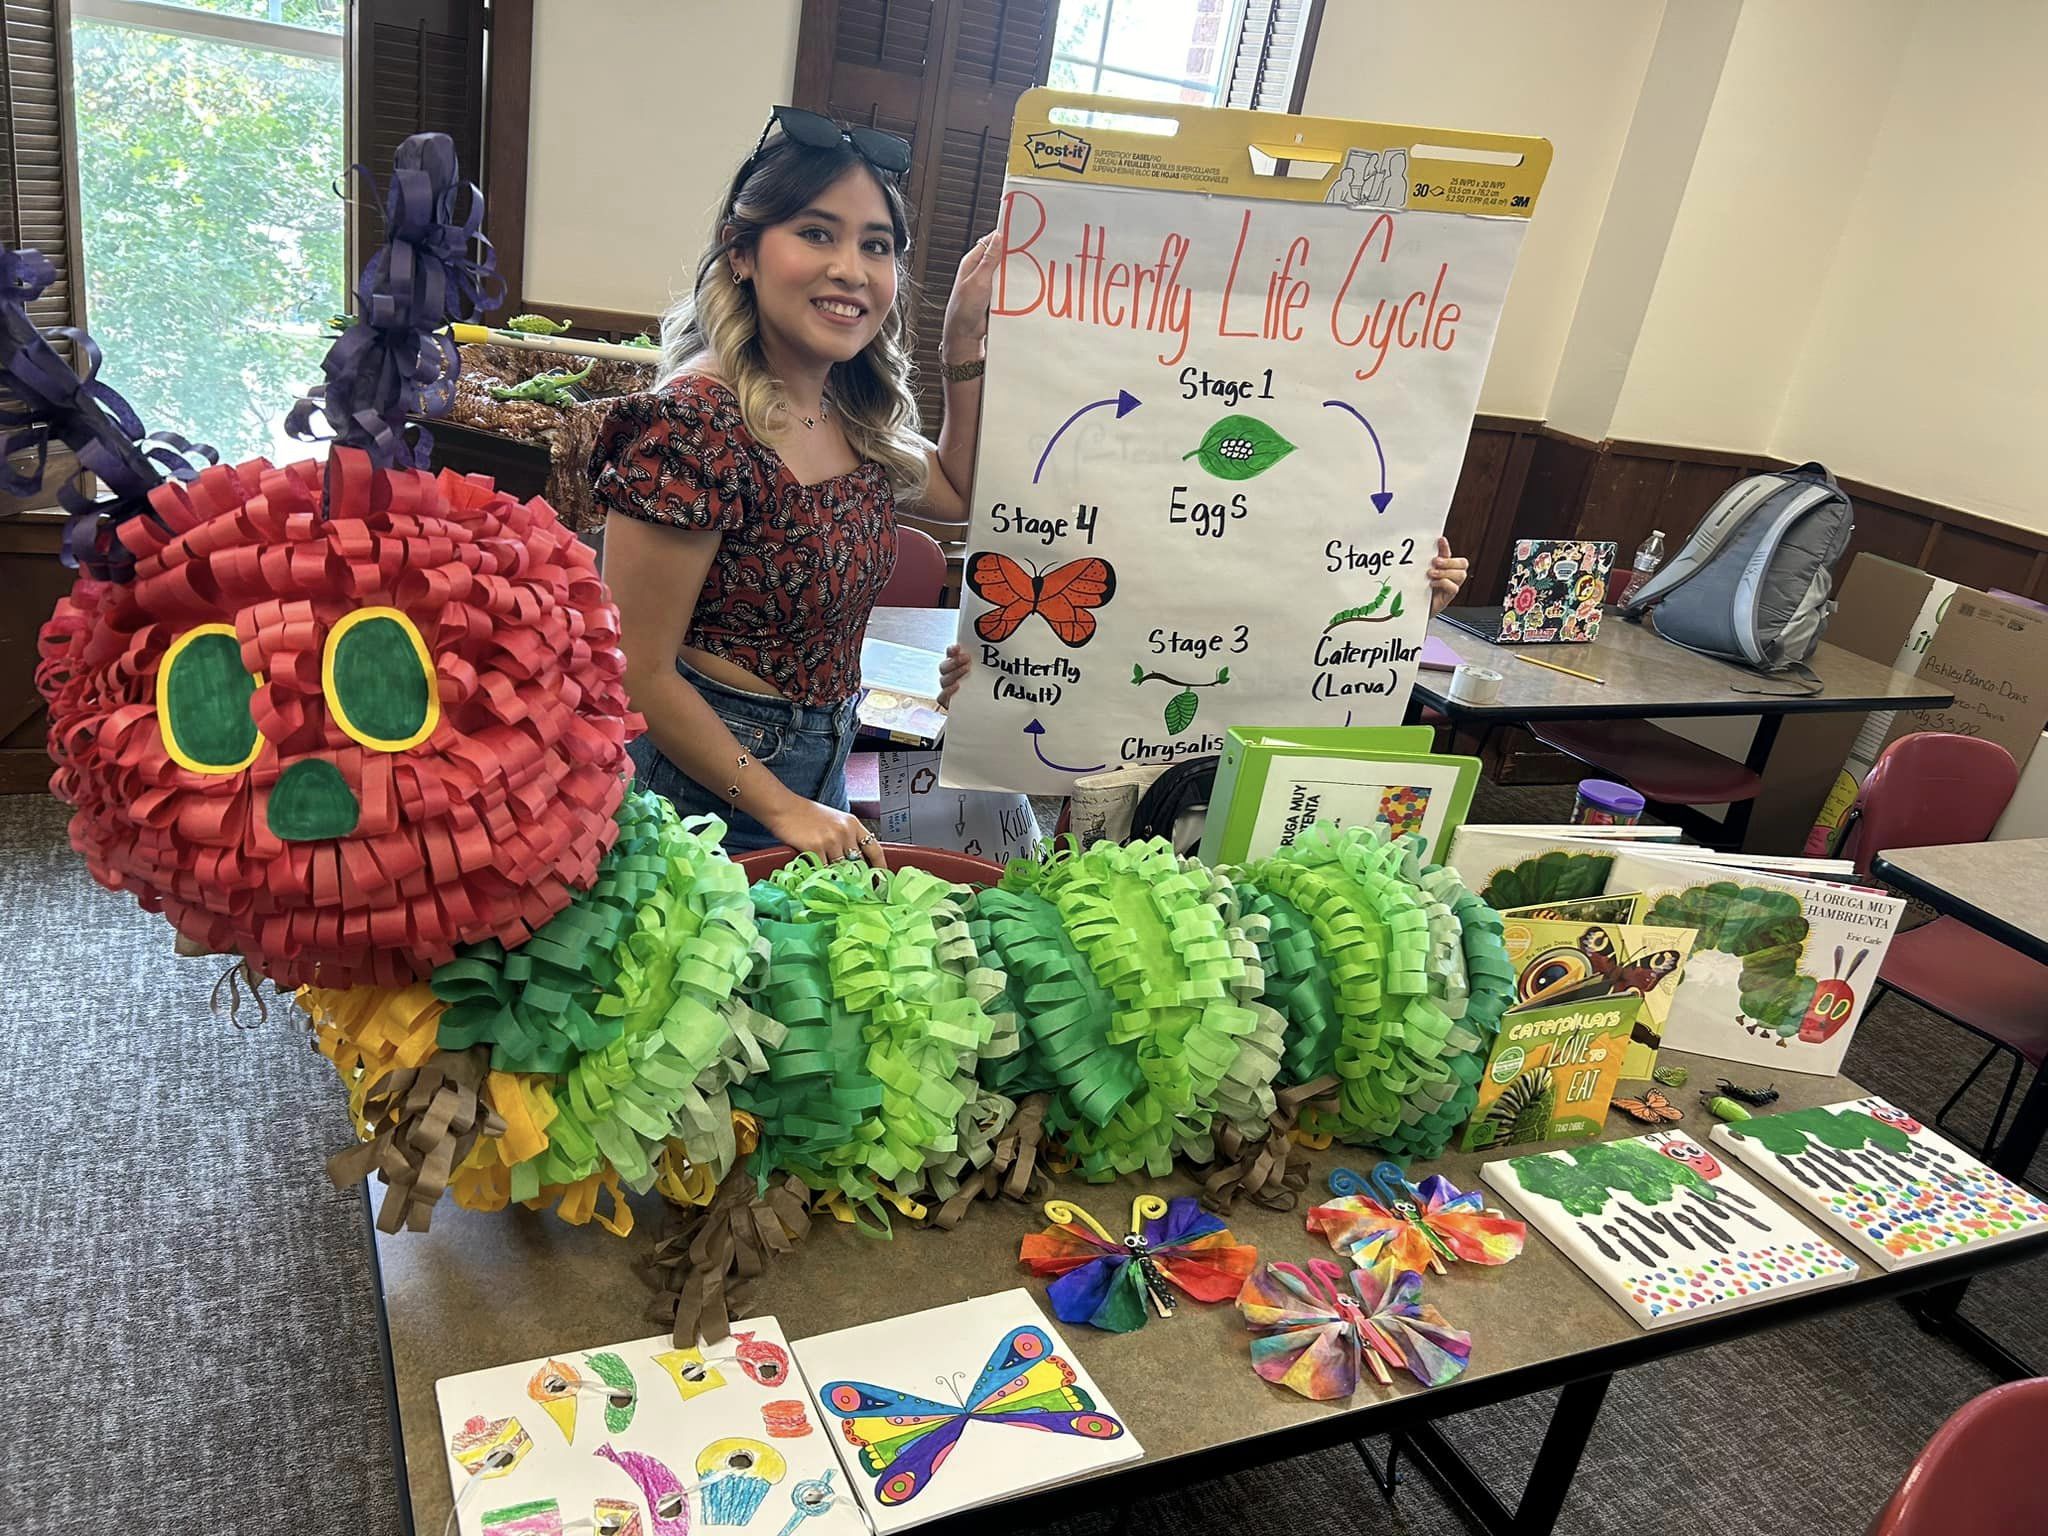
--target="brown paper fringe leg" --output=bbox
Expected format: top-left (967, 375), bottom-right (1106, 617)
top-left (326, 1046), bottom-right (505, 1234)
top-left (644, 1165), bottom-right (814, 1348)
top-left (934, 1092), bottom-right (1053, 1230)
top-left (208, 958), bottom-right (271, 1027)
top-left (1199, 1075), bottom-right (1340, 1214)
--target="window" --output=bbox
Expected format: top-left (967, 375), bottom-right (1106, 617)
top-left (71, 0), bottom-right (346, 463)
top-left (1050, 0), bottom-right (1321, 113)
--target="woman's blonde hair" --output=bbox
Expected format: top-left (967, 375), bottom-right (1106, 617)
top-left (658, 133), bottom-right (927, 500)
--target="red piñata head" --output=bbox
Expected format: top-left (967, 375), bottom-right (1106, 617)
top-left (35, 446), bottom-right (639, 987)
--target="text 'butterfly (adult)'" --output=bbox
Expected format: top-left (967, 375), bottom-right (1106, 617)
top-left (818, 1325), bottom-right (1125, 1507)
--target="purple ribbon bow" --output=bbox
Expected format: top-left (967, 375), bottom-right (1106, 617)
top-left (287, 131), bottom-right (502, 472)
top-left (0, 245), bottom-right (217, 575)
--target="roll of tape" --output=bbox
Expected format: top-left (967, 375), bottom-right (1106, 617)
top-left (1448, 664), bottom-right (1504, 706)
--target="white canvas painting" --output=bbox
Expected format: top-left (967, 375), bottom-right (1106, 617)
top-left (435, 1317), bottom-right (862, 1536)
top-left (1482, 1130), bottom-right (1857, 1330)
top-left (793, 1288), bottom-right (1142, 1532)
top-left (1714, 1096), bottom-right (2048, 1271)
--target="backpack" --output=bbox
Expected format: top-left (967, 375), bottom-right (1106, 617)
top-left (1619, 461), bottom-right (1854, 676)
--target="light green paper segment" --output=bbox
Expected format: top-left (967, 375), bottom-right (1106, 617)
top-left (737, 859), bottom-right (1012, 1224)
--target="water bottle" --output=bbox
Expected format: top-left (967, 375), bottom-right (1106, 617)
top-left (1618, 528), bottom-right (1665, 605)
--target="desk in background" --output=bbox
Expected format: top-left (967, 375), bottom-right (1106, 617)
top-left (1413, 616), bottom-right (1953, 851)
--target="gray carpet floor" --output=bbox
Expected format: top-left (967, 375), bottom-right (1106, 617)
top-left (3, 786), bottom-right (2044, 1536)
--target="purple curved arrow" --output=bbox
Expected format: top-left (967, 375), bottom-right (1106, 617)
top-left (1033, 390), bottom-right (1140, 483)
top-left (1322, 399), bottom-right (1394, 512)
top-left (1024, 719), bottom-right (1105, 774)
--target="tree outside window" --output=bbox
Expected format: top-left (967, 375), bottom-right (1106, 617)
top-left (72, 0), bottom-right (346, 463)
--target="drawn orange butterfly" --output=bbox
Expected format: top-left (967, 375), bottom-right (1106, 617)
top-left (1612, 1089), bottom-right (1684, 1125)
top-left (966, 552), bottom-right (1117, 647)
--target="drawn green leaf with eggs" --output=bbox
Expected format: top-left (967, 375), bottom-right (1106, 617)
top-left (1182, 414), bottom-right (1296, 481)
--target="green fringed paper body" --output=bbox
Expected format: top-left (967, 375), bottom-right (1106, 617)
top-left (429, 789), bottom-right (778, 1197)
top-left (737, 860), bottom-right (1014, 1226)
top-left (987, 839), bottom-right (1267, 1181)
top-left (1242, 823), bottom-right (1507, 1158)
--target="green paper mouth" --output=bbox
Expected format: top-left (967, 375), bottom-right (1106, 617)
top-left (267, 758), bottom-right (360, 841)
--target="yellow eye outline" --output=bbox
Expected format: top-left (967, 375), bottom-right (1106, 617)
top-left (322, 606), bottom-right (441, 752)
top-left (159, 623), bottom-right (265, 775)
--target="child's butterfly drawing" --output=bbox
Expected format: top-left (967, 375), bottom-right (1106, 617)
top-left (1237, 1260), bottom-right (1472, 1401)
top-left (1612, 1088), bottom-right (1685, 1125)
top-left (818, 1325), bottom-right (1126, 1508)
top-left (1018, 1194), bottom-right (1258, 1332)
top-left (965, 552), bottom-right (1117, 646)
top-left (1306, 1163), bottom-right (1525, 1277)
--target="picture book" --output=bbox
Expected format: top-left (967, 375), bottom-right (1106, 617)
top-left (793, 1288), bottom-right (1142, 1532)
top-left (1713, 1097), bottom-right (2048, 1271)
top-left (1445, 829), bottom-right (1904, 1075)
top-left (435, 1316), bottom-right (862, 1536)
top-left (1458, 992), bottom-right (1641, 1152)
top-left (1605, 852), bottom-right (1903, 1076)
top-left (1500, 893), bottom-right (1648, 923)
top-left (1498, 913), bottom-right (1698, 1079)
top-left (1483, 1131), bottom-right (1858, 1328)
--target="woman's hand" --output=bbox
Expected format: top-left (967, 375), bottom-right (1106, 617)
top-left (763, 797), bottom-right (889, 869)
top-left (937, 643), bottom-right (971, 709)
top-left (942, 232), bottom-right (998, 364)
top-left (1427, 536), bottom-right (1468, 616)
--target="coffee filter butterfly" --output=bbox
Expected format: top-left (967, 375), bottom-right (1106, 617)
top-left (1306, 1162), bottom-right (1525, 1278)
top-left (1019, 1193), bottom-right (1258, 1332)
top-left (1237, 1259), bottom-right (1471, 1400)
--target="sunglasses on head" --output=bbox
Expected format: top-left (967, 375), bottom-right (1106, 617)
top-left (746, 105), bottom-right (912, 178)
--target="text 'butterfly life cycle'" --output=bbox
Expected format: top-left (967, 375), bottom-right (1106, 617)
top-left (941, 90), bottom-right (1551, 794)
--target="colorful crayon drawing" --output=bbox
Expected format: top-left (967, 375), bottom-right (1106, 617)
top-left (820, 1326), bottom-right (1125, 1507)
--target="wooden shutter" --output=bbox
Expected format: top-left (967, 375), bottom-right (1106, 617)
top-left (1223, 0), bottom-right (1325, 114)
top-left (795, 0), bottom-right (1056, 446)
top-left (0, 0), bottom-right (84, 364)
top-left (348, 0), bottom-right (485, 282)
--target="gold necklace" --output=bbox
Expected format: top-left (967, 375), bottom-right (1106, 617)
top-left (797, 397), bottom-right (830, 431)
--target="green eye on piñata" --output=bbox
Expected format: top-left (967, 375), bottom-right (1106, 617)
top-left (323, 606), bottom-right (440, 751)
top-left (157, 623), bottom-right (262, 774)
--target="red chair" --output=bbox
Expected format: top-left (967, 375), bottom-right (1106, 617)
top-left (1865, 1377), bottom-right (2048, 1535)
top-left (1846, 733), bottom-right (2039, 1155)
top-left (734, 843), bottom-right (1004, 887)
top-left (876, 525), bottom-right (948, 608)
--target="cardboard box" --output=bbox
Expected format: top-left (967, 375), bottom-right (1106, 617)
top-left (1805, 555), bottom-right (2048, 851)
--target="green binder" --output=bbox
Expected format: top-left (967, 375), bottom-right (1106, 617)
top-left (1199, 725), bottom-right (1480, 865)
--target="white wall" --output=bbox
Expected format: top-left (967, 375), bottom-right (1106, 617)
top-left (1608, 0), bottom-right (1915, 448)
top-left (1544, 0), bottom-right (1741, 440)
top-left (1770, 0), bottom-right (2048, 533)
top-left (522, 0), bottom-right (802, 316)
top-left (1298, 0), bottom-right (1662, 420)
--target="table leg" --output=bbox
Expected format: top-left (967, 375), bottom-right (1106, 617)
top-left (1397, 1374), bottom-right (1611, 1536)
top-left (1901, 1061), bottom-right (2048, 1381)
top-left (1728, 712), bottom-right (1784, 851)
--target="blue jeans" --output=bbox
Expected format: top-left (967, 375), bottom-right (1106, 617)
top-left (629, 656), bottom-right (858, 851)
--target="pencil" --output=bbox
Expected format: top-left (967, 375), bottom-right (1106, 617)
top-left (1515, 653), bottom-right (1606, 686)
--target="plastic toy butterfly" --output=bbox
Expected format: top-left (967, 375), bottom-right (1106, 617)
top-left (1612, 1088), bottom-right (1685, 1124)
top-left (819, 1325), bottom-right (1126, 1507)
top-left (1306, 1163), bottom-right (1525, 1278)
top-left (1237, 1259), bottom-right (1472, 1400)
top-left (1018, 1194), bottom-right (1259, 1332)
top-left (965, 552), bottom-right (1117, 646)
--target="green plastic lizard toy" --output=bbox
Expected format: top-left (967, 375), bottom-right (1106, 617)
top-left (485, 359), bottom-right (595, 407)
top-left (503, 314), bottom-right (574, 335)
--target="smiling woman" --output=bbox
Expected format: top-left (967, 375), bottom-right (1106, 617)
top-left (590, 108), bottom-right (993, 866)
